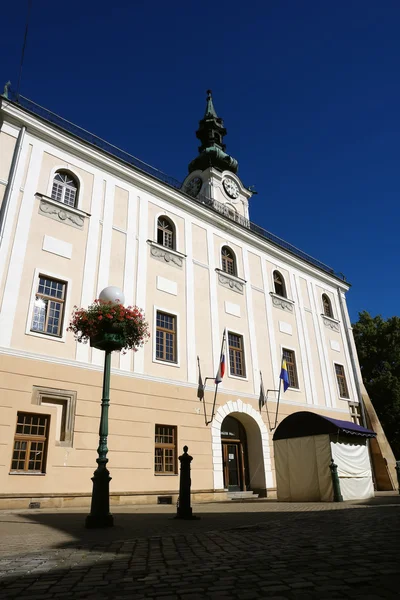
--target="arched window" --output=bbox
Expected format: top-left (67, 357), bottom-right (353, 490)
top-left (273, 270), bottom-right (286, 298)
top-left (322, 294), bottom-right (333, 318)
top-left (221, 246), bottom-right (237, 276)
top-left (51, 171), bottom-right (78, 207)
top-left (157, 216), bottom-right (175, 249)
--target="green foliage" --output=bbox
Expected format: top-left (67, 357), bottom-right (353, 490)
top-left (353, 310), bottom-right (400, 457)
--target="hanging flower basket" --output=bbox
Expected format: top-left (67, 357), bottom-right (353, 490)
top-left (68, 300), bottom-right (150, 353)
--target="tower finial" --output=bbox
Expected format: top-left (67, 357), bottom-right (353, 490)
top-left (204, 89), bottom-right (218, 118)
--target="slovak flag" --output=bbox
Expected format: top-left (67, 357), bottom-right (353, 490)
top-left (215, 332), bottom-right (226, 384)
top-left (215, 353), bottom-right (226, 384)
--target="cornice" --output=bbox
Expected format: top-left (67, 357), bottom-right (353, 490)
top-left (1, 101), bottom-right (350, 291)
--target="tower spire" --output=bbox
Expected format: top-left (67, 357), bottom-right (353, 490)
top-left (188, 90), bottom-right (238, 174)
top-left (204, 89), bottom-right (218, 118)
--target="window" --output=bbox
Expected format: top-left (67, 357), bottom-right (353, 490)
top-left (273, 270), bottom-right (286, 298)
top-left (32, 387), bottom-right (77, 447)
top-left (10, 412), bottom-right (49, 473)
top-left (282, 348), bottom-right (299, 389)
top-left (156, 311), bottom-right (177, 362)
top-left (349, 403), bottom-right (362, 425)
top-left (335, 364), bottom-right (350, 398)
top-left (228, 332), bottom-right (246, 377)
top-left (154, 425), bottom-right (177, 474)
top-left (51, 171), bottom-right (78, 207)
top-left (31, 276), bottom-right (66, 337)
top-left (221, 246), bottom-right (237, 276)
top-left (157, 217), bottom-right (175, 249)
top-left (322, 294), bottom-right (333, 318)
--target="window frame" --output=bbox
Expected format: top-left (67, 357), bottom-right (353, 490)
top-left (154, 424), bottom-right (178, 475)
top-left (273, 270), bottom-right (287, 298)
top-left (227, 330), bottom-right (247, 379)
top-left (26, 269), bottom-right (71, 343)
top-left (322, 293), bottom-right (334, 319)
top-left (349, 402), bottom-right (362, 425)
top-left (10, 412), bottom-right (50, 475)
top-left (282, 347), bottom-right (300, 390)
top-left (156, 216), bottom-right (176, 250)
top-left (153, 306), bottom-right (179, 366)
top-left (334, 363), bottom-right (350, 399)
top-left (50, 170), bottom-right (79, 208)
top-left (32, 387), bottom-right (77, 447)
top-left (221, 245), bottom-right (237, 277)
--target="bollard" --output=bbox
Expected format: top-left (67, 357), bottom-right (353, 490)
top-left (175, 446), bottom-right (200, 520)
top-left (396, 460), bottom-right (400, 495)
top-left (329, 459), bottom-right (343, 502)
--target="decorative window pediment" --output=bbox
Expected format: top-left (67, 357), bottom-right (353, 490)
top-left (216, 268), bottom-right (246, 294)
top-left (322, 314), bottom-right (340, 332)
top-left (270, 292), bottom-right (294, 312)
top-left (36, 194), bottom-right (88, 229)
top-left (147, 240), bottom-right (186, 268)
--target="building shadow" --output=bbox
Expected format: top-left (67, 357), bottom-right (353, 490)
top-left (0, 501), bottom-right (399, 599)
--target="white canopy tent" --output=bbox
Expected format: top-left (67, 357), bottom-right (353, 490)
top-left (273, 412), bottom-right (376, 502)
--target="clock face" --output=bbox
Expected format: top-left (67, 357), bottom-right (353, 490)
top-left (185, 177), bottom-right (202, 197)
top-left (223, 178), bottom-right (240, 199)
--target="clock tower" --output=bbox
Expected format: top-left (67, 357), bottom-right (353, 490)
top-left (182, 90), bottom-right (252, 222)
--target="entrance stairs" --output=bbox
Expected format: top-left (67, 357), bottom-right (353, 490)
top-left (227, 491), bottom-right (260, 501)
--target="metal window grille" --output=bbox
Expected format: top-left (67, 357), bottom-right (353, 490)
top-left (154, 425), bottom-right (177, 474)
top-left (11, 412), bottom-right (49, 473)
top-left (273, 271), bottom-right (286, 298)
top-left (157, 217), bottom-right (174, 249)
top-left (282, 348), bottom-right (299, 389)
top-left (335, 364), bottom-right (350, 398)
top-left (156, 311), bottom-right (177, 362)
top-left (31, 276), bottom-right (66, 336)
top-left (228, 332), bottom-right (245, 377)
top-left (221, 247), bottom-right (236, 276)
top-left (51, 172), bottom-right (78, 207)
top-left (322, 294), bottom-right (333, 318)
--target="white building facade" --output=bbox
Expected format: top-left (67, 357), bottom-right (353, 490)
top-left (0, 89), bottom-right (395, 508)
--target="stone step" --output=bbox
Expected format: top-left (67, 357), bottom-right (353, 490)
top-left (227, 491), bottom-right (259, 500)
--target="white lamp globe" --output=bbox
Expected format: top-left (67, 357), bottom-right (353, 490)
top-left (99, 286), bottom-right (125, 306)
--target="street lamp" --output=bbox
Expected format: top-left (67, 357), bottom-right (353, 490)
top-left (85, 286), bottom-right (126, 529)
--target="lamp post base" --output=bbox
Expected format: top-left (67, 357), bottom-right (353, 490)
top-left (85, 513), bottom-right (114, 528)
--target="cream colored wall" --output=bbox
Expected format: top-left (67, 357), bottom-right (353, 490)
top-left (300, 277), bottom-right (311, 310)
top-left (113, 186), bottom-right (128, 231)
top-left (10, 200), bottom-right (88, 357)
top-left (192, 223), bottom-right (208, 264)
top-left (0, 131), bottom-right (16, 183)
top-left (193, 263), bottom-right (214, 381)
top-left (0, 354), bottom-right (216, 494)
top-left (0, 144), bottom-right (33, 309)
top-left (248, 252), bottom-right (263, 289)
top-left (304, 311), bottom-right (326, 406)
top-left (252, 288), bottom-right (273, 388)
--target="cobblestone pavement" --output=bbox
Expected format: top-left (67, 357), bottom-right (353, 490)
top-left (0, 496), bottom-right (399, 599)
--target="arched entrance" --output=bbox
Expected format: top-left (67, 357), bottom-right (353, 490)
top-left (210, 400), bottom-right (273, 495)
top-left (221, 416), bottom-right (249, 491)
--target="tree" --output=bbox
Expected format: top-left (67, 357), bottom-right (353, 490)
top-left (353, 310), bottom-right (400, 458)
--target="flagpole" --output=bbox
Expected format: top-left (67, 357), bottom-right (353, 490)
top-left (259, 371), bottom-right (272, 430)
top-left (206, 329), bottom-right (226, 425)
top-left (273, 374), bottom-right (282, 431)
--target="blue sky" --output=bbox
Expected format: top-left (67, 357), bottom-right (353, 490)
top-left (2, 1), bottom-right (400, 322)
